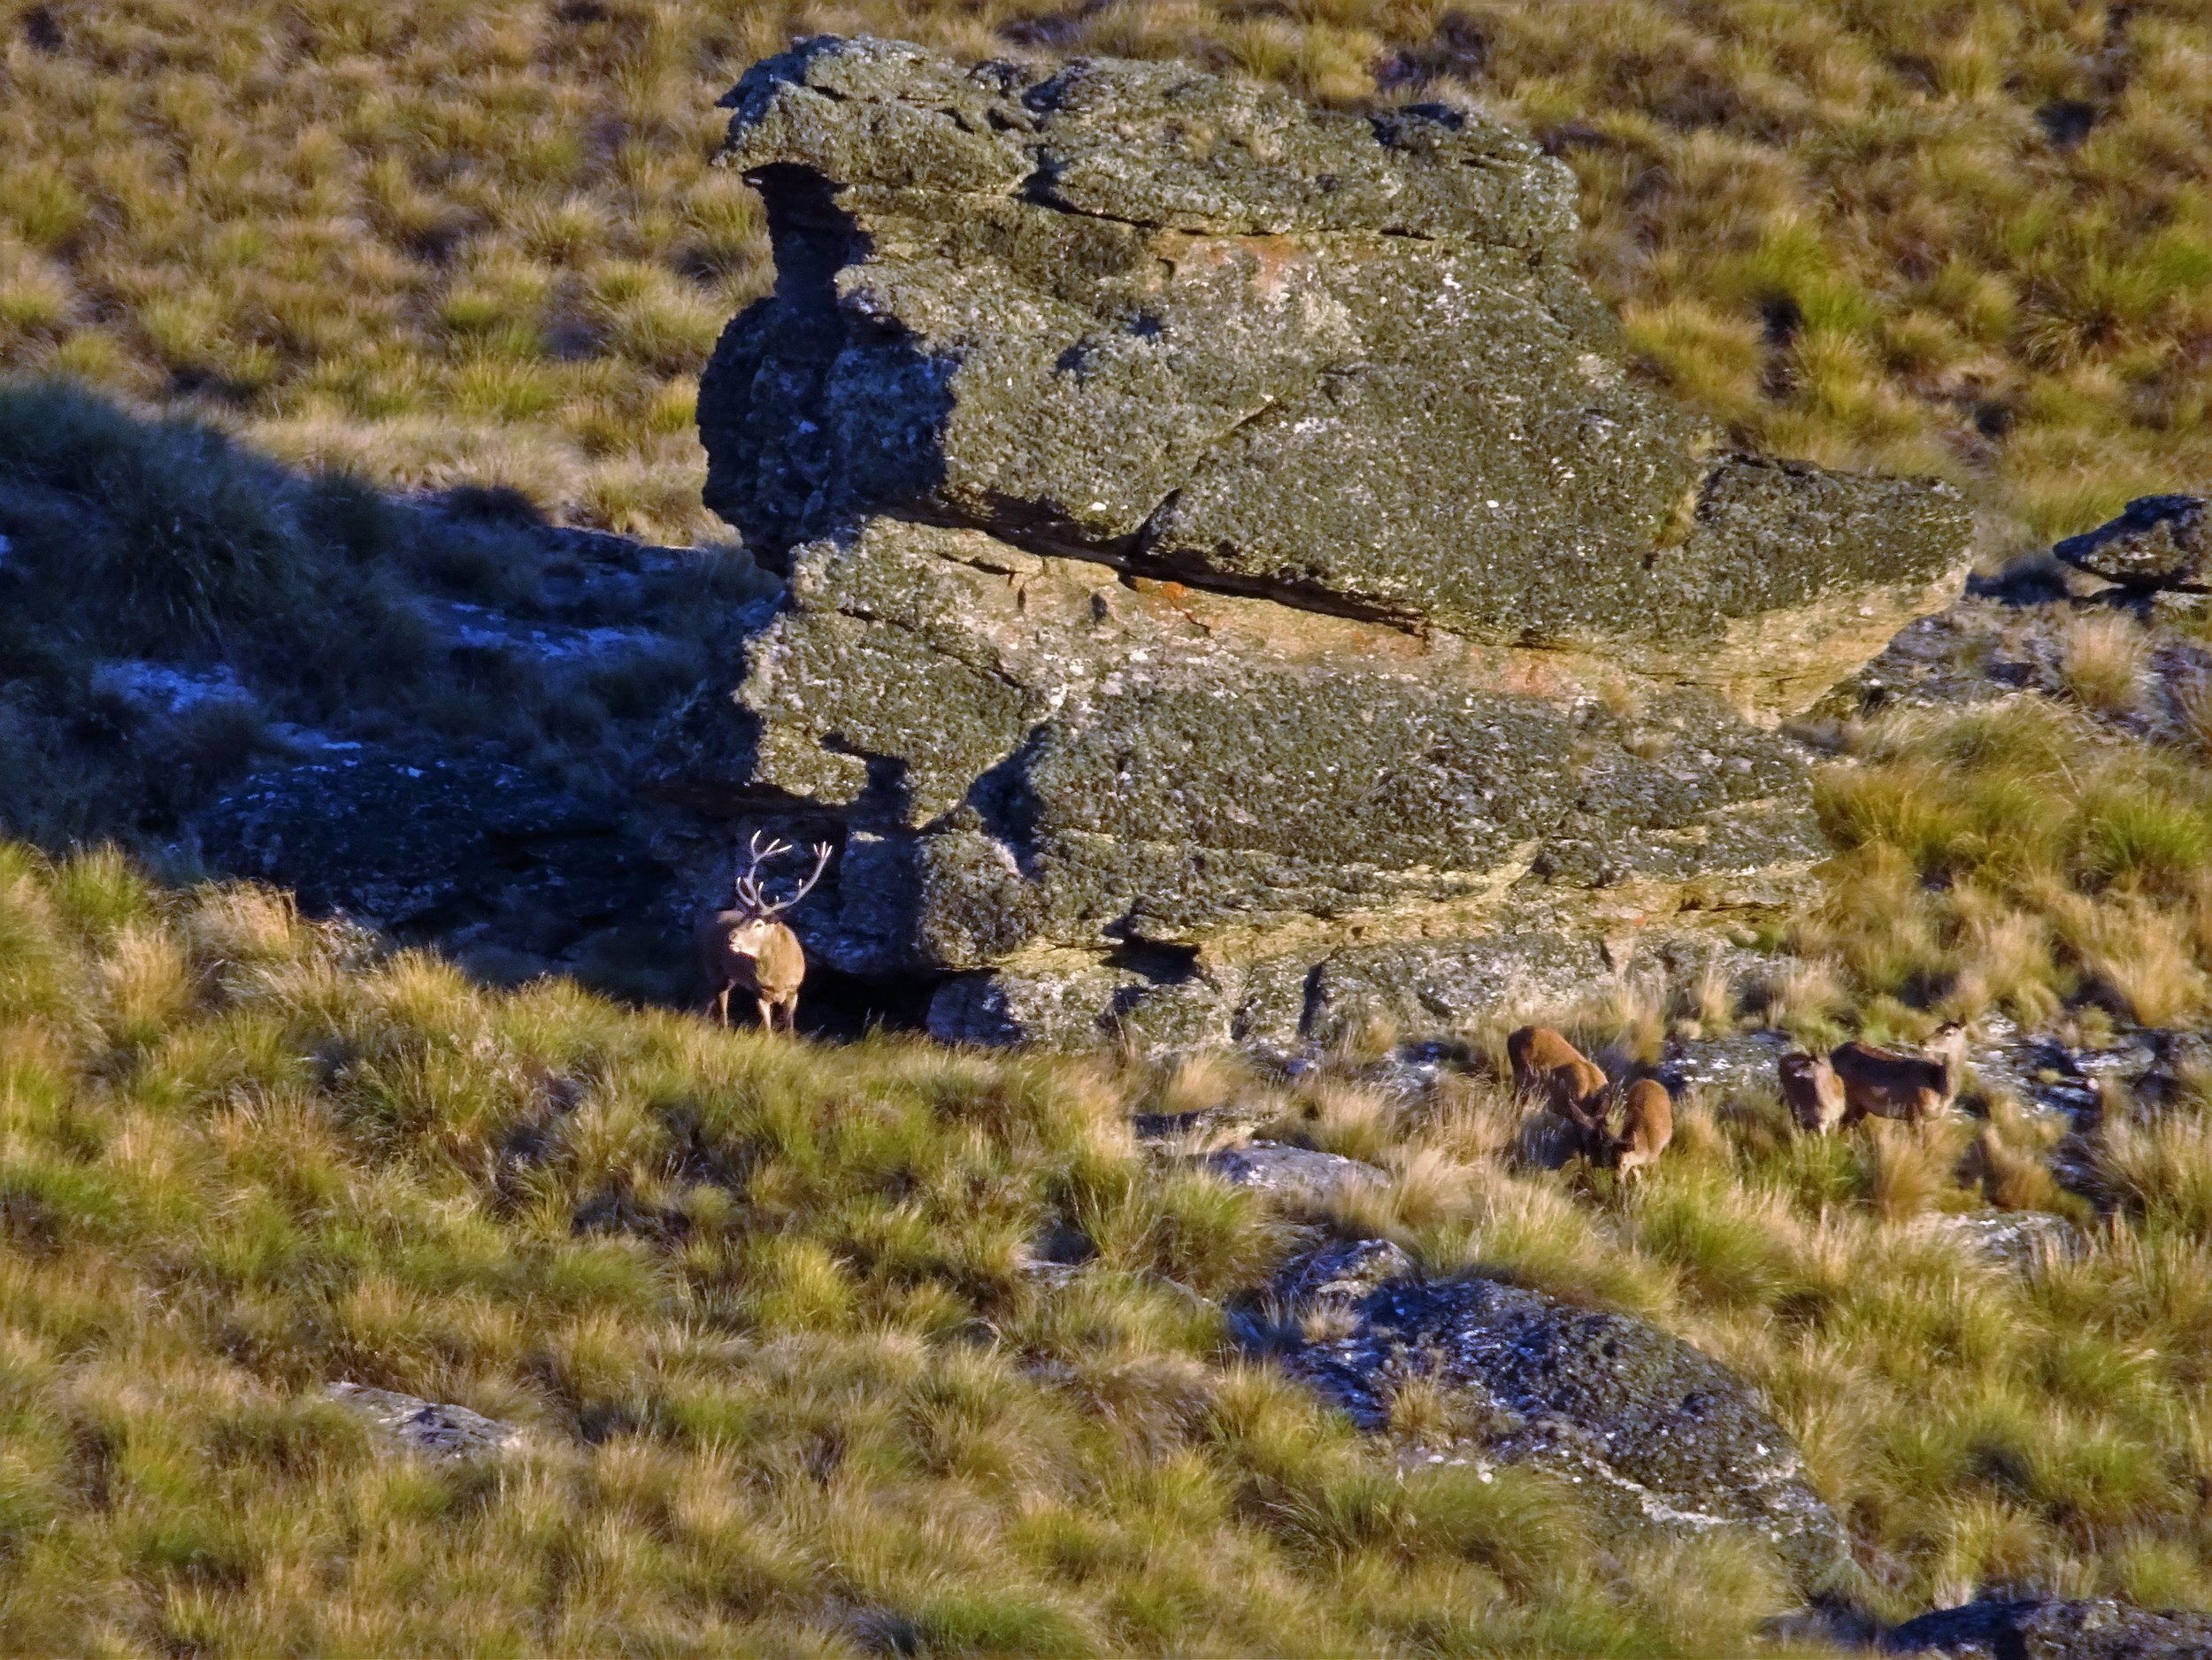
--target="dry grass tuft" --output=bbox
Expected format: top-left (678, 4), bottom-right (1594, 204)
top-left (2062, 612), bottom-right (2150, 716)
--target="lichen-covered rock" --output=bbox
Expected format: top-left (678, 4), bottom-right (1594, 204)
top-left (1202, 1142), bottom-right (1386, 1204)
top-left (667, 37), bottom-right (1977, 1046)
top-left (700, 36), bottom-right (1970, 698)
top-left (326, 1383), bottom-right (524, 1459)
top-left (1883, 1597), bottom-right (2212, 1658)
top-left (1267, 1247), bottom-right (1852, 1588)
top-left (657, 518), bottom-right (1826, 1043)
top-left (196, 751), bottom-right (676, 989)
top-left (2055, 494), bottom-right (2208, 589)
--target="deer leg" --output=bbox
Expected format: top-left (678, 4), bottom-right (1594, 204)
top-left (712, 986), bottom-right (731, 1027)
top-left (780, 995), bottom-right (798, 1035)
top-left (757, 995), bottom-right (776, 1033)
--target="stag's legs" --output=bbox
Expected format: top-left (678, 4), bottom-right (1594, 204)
top-left (756, 995), bottom-right (775, 1033)
top-left (711, 987), bottom-right (732, 1027)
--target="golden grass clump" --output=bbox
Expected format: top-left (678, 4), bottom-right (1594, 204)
top-left (1806, 697), bottom-right (2212, 1023)
top-left (2061, 611), bottom-right (2150, 715)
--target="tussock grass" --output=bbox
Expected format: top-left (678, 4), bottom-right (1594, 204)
top-left (3, 3), bottom-right (2210, 545)
top-left (1, 842), bottom-right (1868, 1656)
top-left (1807, 699), bottom-right (2212, 1026)
top-left (0, 381), bottom-right (773, 855)
top-left (15, 842), bottom-right (2212, 1646)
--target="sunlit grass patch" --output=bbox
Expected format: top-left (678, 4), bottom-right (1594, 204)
top-left (7, 842), bottom-right (2212, 1640)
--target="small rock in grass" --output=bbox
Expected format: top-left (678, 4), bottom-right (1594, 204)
top-left (326, 1382), bottom-right (524, 1459)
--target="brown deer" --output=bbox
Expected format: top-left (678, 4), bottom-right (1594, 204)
top-left (1508, 1025), bottom-right (1610, 1159)
top-left (1830, 1023), bottom-right (1970, 1126)
top-left (1606, 1077), bottom-right (1673, 1181)
top-left (1778, 1051), bottom-right (1847, 1134)
top-left (695, 833), bottom-right (832, 1033)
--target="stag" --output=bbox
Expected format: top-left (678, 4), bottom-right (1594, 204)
top-left (695, 832), bottom-right (832, 1033)
top-left (1507, 1025), bottom-right (1610, 1160)
top-left (1830, 1022), bottom-right (1970, 1126)
top-left (1605, 1077), bottom-right (1673, 1182)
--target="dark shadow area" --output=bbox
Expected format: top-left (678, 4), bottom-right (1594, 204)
top-left (788, 963), bottom-right (939, 1040)
top-left (695, 160), bottom-right (956, 570)
top-left (0, 378), bottom-right (783, 1007)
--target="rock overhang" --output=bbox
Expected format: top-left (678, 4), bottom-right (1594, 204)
top-left (700, 35), bottom-right (1972, 679)
top-left (666, 35), bottom-right (1978, 1046)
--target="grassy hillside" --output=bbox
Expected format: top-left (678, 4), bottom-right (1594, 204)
top-left (7, 4), bottom-right (2212, 1648)
top-left (5, 841), bottom-right (2212, 1654)
top-left (1, 0), bottom-right (2208, 549)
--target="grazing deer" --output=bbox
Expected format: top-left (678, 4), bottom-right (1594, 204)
top-left (1508, 1025), bottom-right (1610, 1158)
top-left (1607, 1077), bottom-right (1673, 1181)
top-left (695, 833), bottom-right (833, 1033)
top-left (1778, 1051), bottom-right (1847, 1135)
top-left (1830, 1022), bottom-right (1970, 1126)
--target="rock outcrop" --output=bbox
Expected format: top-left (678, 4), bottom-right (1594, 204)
top-left (664, 36), bottom-right (1975, 1045)
top-left (2056, 493), bottom-right (2208, 589)
top-left (1883, 1597), bottom-right (2212, 1658)
top-left (1262, 1240), bottom-right (1853, 1587)
top-left (198, 752), bottom-right (677, 993)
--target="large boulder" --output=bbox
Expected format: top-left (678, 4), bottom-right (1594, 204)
top-left (664, 36), bottom-right (1976, 1045)
top-left (1263, 1241), bottom-right (1853, 1588)
top-left (196, 751), bottom-right (679, 993)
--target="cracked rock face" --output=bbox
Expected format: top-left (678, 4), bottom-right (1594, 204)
top-left (668, 36), bottom-right (1975, 1046)
top-left (1266, 1243), bottom-right (1852, 1588)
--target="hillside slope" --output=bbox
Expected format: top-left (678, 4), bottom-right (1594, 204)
top-left (1, 0), bottom-right (2208, 549)
top-left (6, 844), bottom-right (2212, 1651)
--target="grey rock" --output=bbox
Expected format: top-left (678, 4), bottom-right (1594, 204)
top-left (1919, 1210), bottom-right (2078, 1268)
top-left (657, 517), bottom-right (1826, 1047)
top-left (196, 750), bottom-right (677, 988)
top-left (1883, 1597), bottom-right (2212, 1658)
top-left (326, 1382), bottom-right (523, 1459)
top-left (1283, 1236), bottom-right (1416, 1304)
top-left (701, 38), bottom-right (1970, 695)
top-left (1203, 1141), bottom-right (1387, 1204)
top-left (667, 38), bottom-right (1977, 1046)
top-left (1272, 1261), bottom-right (1852, 1587)
top-left (1653, 1028), bottom-right (1795, 1102)
top-left (2055, 495), bottom-right (2209, 589)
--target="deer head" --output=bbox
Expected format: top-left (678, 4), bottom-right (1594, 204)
top-left (728, 830), bottom-right (833, 920)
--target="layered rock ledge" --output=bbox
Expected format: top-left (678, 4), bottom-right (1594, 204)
top-left (660, 36), bottom-right (1976, 1045)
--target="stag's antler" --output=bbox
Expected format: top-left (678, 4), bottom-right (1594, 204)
top-left (757, 842), bottom-right (833, 918)
top-left (730, 833), bottom-right (832, 918)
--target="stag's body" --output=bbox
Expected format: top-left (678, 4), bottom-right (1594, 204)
top-left (1508, 1025), bottom-right (1609, 1157)
top-left (695, 910), bottom-right (808, 1032)
top-left (1608, 1078), bottom-right (1672, 1180)
top-left (1831, 1024), bottom-right (1969, 1125)
top-left (1778, 1051), bottom-right (1847, 1134)
top-left (697, 834), bottom-right (832, 1034)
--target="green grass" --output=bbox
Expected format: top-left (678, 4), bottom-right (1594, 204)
top-left (0, 842), bottom-right (1852, 1656)
top-left (6, 842), bottom-right (2212, 1650)
top-left (1803, 698), bottom-right (2212, 1026)
top-left (2, 1), bottom-right (2209, 549)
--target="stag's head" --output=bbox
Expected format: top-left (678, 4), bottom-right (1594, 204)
top-left (727, 830), bottom-right (833, 923)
